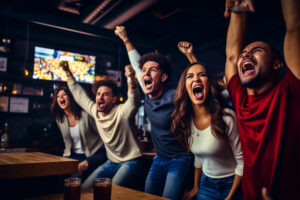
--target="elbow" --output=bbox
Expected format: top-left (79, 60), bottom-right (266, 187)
top-left (226, 54), bottom-right (239, 64)
top-left (286, 25), bottom-right (300, 35)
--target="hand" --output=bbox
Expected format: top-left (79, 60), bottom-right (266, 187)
top-left (78, 160), bottom-right (89, 174)
top-left (125, 64), bottom-right (135, 79)
top-left (262, 187), bottom-right (272, 200)
top-left (115, 26), bottom-right (129, 42)
top-left (59, 61), bottom-right (70, 72)
top-left (183, 187), bottom-right (198, 200)
top-left (178, 41), bottom-right (194, 55)
top-left (224, 0), bottom-right (255, 18)
top-left (125, 65), bottom-right (137, 89)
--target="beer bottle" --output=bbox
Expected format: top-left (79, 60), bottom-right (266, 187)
top-left (1, 122), bottom-right (9, 149)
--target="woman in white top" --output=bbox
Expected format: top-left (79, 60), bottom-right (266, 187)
top-left (50, 86), bottom-right (106, 181)
top-left (171, 62), bottom-right (243, 200)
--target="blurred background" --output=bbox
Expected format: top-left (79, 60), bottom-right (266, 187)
top-left (0, 0), bottom-right (285, 152)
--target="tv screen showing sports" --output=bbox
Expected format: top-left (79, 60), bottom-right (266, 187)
top-left (33, 46), bottom-right (96, 84)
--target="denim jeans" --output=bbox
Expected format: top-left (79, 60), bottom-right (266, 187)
top-left (196, 173), bottom-right (242, 200)
top-left (82, 158), bottom-right (142, 189)
top-left (67, 148), bottom-right (107, 181)
top-left (145, 154), bottom-right (192, 200)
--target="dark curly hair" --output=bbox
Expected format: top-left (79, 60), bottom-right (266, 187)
top-left (171, 63), bottom-right (232, 152)
top-left (50, 85), bottom-right (82, 123)
top-left (92, 78), bottom-right (119, 97)
top-left (139, 51), bottom-right (172, 79)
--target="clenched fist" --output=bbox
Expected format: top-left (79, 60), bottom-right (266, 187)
top-left (178, 41), bottom-right (194, 55)
top-left (115, 26), bottom-right (129, 42)
top-left (78, 160), bottom-right (89, 174)
top-left (59, 61), bottom-right (70, 72)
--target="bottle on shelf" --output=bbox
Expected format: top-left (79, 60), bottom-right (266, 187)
top-left (1, 122), bottom-right (9, 149)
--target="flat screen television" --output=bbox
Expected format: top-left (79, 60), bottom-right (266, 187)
top-left (32, 46), bottom-right (96, 84)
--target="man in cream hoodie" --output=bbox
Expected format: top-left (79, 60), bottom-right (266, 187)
top-left (60, 61), bottom-right (142, 189)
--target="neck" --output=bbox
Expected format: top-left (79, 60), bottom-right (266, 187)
top-left (100, 106), bottom-right (114, 117)
top-left (192, 104), bottom-right (211, 130)
top-left (246, 79), bottom-right (276, 95)
top-left (64, 107), bottom-right (74, 118)
top-left (149, 86), bottom-right (164, 99)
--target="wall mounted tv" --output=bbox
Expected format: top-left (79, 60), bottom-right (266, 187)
top-left (33, 46), bottom-right (96, 84)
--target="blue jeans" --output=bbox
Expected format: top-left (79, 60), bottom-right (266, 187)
top-left (145, 154), bottom-right (192, 200)
top-left (196, 173), bottom-right (242, 200)
top-left (82, 158), bottom-right (142, 189)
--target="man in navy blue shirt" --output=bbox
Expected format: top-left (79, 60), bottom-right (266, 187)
top-left (115, 26), bottom-right (192, 200)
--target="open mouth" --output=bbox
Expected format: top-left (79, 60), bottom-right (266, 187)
top-left (97, 101), bottom-right (105, 109)
top-left (193, 85), bottom-right (203, 100)
top-left (144, 79), bottom-right (153, 89)
top-left (60, 99), bottom-right (66, 106)
top-left (242, 61), bottom-right (255, 75)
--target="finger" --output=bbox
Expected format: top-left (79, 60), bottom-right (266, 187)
top-left (262, 187), bottom-right (272, 200)
top-left (247, 0), bottom-right (255, 12)
top-left (235, 0), bottom-right (241, 6)
top-left (186, 43), bottom-right (191, 49)
top-left (178, 42), bottom-right (183, 48)
top-left (224, 0), bottom-right (233, 18)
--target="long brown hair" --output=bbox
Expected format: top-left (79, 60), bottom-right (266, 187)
top-left (171, 63), bottom-right (231, 152)
top-left (50, 85), bottom-right (82, 123)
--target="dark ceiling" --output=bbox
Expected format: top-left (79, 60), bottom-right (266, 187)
top-left (0, 0), bottom-right (287, 83)
top-left (0, 0), bottom-right (284, 54)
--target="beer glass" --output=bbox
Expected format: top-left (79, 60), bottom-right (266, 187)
top-left (64, 177), bottom-right (81, 200)
top-left (94, 178), bottom-right (112, 200)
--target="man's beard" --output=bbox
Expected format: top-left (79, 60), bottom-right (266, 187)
top-left (240, 70), bottom-right (263, 88)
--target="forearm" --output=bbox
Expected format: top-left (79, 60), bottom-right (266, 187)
top-left (124, 40), bottom-right (136, 52)
top-left (128, 50), bottom-right (143, 87)
top-left (120, 87), bottom-right (141, 118)
top-left (225, 174), bottom-right (242, 200)
top-left (282, 0), bottom-right (300, 32)
top-left (282, 0), bottom-right (300, 79)
top-left (185, 53), bottom-right (199, 64)
top-left (225, 12), bottom-right (247, 82)
top-left (193, 167), bottom-right (202, 189)
top-left (66, 74), bottom-right (96, 116)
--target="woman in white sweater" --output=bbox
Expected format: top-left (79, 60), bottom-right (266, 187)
top-left (50, 86), bottom-right (106, 181)
top-left (171, 62), bottom-right (243, 200)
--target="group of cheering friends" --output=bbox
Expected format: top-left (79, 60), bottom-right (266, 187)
top-left (50, 0), bottom-right (300, 199)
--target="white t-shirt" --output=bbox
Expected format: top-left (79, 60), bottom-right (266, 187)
top-left (69, 123), bottom-right (84, 154)
top-left (190, 109), bottom-right (243, 178)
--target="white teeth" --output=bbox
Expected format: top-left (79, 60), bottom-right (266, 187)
top-left (243, 62), bottom-right (252, 68)
top-left (193, 85), bottom-right (203, 90)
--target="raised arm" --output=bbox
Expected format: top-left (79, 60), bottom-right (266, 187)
top-left (115, 26), bottom-right (135, 52)
top-left (120, 65), bottom-right (141, 118)
top-left (282, 0), bottom-right (300, 79)
top-left (225, 12), bottom-right (247, 83)
top-left (177, 41), bottom-right (199, 64)
top-left (115, 26), bottom-right (143, 87)
top-left (60, 61), bottom-right (97, 117)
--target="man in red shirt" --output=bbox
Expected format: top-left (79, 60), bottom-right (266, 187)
top-left (225, 0), bottom-right (300, 199)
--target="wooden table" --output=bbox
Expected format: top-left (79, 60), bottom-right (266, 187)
top-left (0, 152), bottom-right (78, 179)
top-left (24, 184), bottom-right (170, 200)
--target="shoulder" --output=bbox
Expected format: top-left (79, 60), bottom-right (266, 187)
top-left (165, 89), bottom-right (176, 96)
top-left (80, 110), bottom-right (90, 120)
top-left (163, 89), bottom-right (176, 101)
top-left (222, 108), bottom-right (237, 125)
top-left (227, 73), bottom-right (244, 95)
